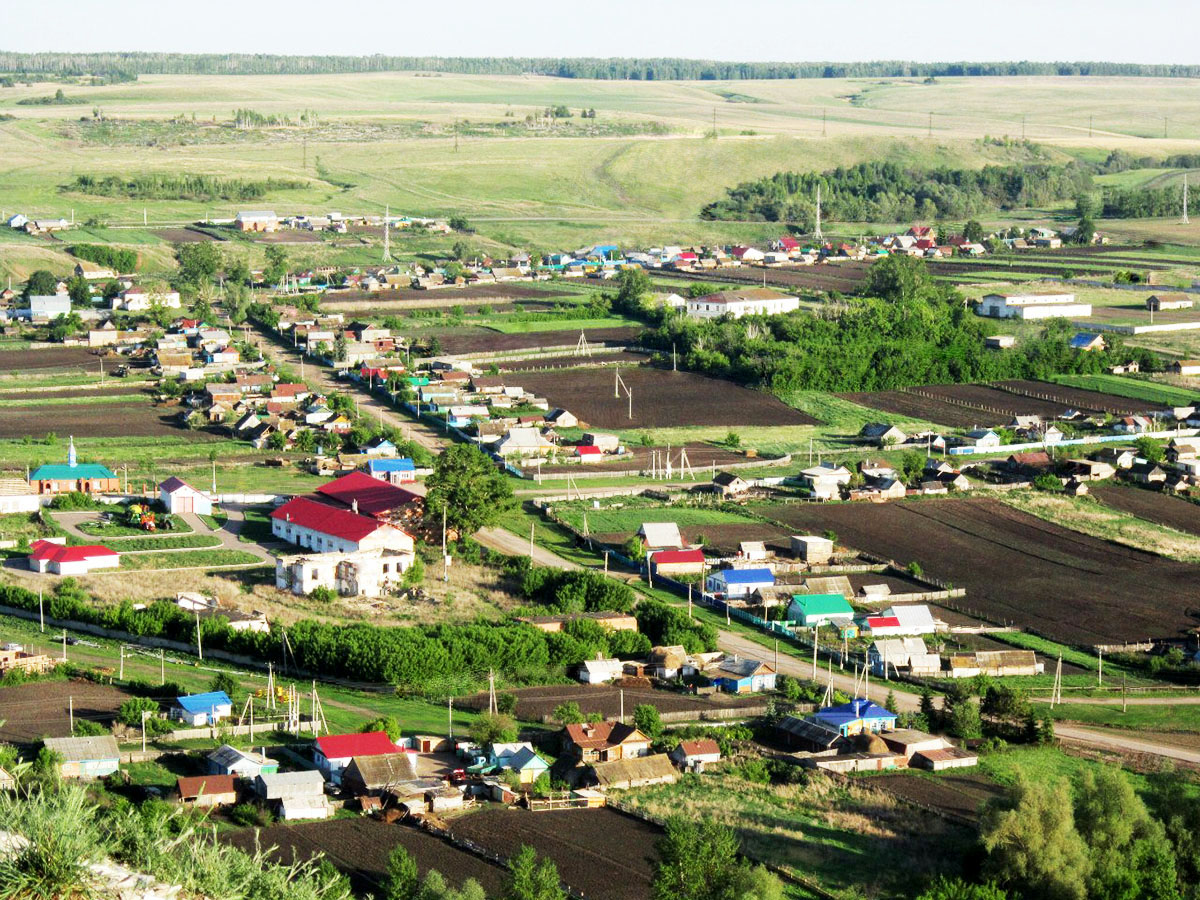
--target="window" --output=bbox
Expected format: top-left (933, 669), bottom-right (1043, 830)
top-left (382, 563), bottom-right (390, 574)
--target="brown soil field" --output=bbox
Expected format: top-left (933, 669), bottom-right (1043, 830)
top-left (0, 347), bottom-right (98, 372)
top-left (752, 497), bottom-right (1200, 645)
top-left (0, 400), bottom-right (202, 439)
top-left (838, 390), bottom-right (1007, 429)
top-left (537, 441), bottom-right (754, 475)
top-left (326, 283), bottom-right (553, 308)
top-left (914, 383), bottom-right (1071, 419)
top-left (222, 818), bottom-right (506, 897)
top-left (994, 380), bottom-right (1171, 414)
top-left (0, 384), bottom-right (152, 400)
top-left (0, 679), bottom-right (132, 743)
top-left (679, 522), bottom-right (793, 556)
top-left (1093, 484), bottom-right (1200, 536)
top-left (433, 326), bottom-right (640, 356)
top-left (662, 260), bottom-right (872, 294)
top-left (447, 808), bottom-right (661, 900)
top-left (514, 367), bottom-right (816, 429)
top-left (456, 684), bottom-right (764, 721)
top-left (866, 772), bottom-right (1005, 823)
top-left (501, 349), bottom-right (647, 371)
top-left (153, 227), bottom-right (220, 243)
top-left (245, 230), bottom-right (323, 243)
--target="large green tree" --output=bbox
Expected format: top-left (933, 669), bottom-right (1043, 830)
top-left (653, 816), bottom-right (781, 900)
top-left (22, 269), bottom-right (58, 300)
top-left (386, 845), bottom-right (420, 900)
top-left (425, 444), bottom-right (514, 537)
top-left (503, 845), bottom-right (564, 900)
top-left (176, 242), bottom-right (221, 285)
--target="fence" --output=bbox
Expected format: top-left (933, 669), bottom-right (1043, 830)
top-left (947, 427), bottom-right (1199, 456)
top-left (167, 720), bottom-right (316, 741)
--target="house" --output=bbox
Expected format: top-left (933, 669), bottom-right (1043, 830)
top-left (1007, 451), bottom-right (1053, 474)
top-left (739, 541), bottom-right (768, 561)
top-left (341, 752), bottom-right (418, 796)
top-left (1070, 459), bottom-right (1116, 481)
top-left (638, 522), bottom-right (684, 551)
top-left (964, 429), bottom-right (1002, 449)
top-left (686, 288), bottom-right (801, 320)
top-left (234, 210), bottom-right (279, 232)
top-left (113, 287), bottom-right (182, 312)
top-left (502, 746), bottom-right (550, 785)
top-left (270, 496), bottom-right (415, 554)
top-left (790, 535), bottom-right (833, 564)
top-left (578, 658), bottom-right (625, 684)
top-left (42, 736), bottom-right (120, 779)
top-left (1099, 447), bottom-right (1137, 469)
top-left (314, 731), bottom-right (397, 784)
top-left (669, 739), bottom-right (721, 772)
top-left (583, 432), bottom-right (621, 453)
top-left (28, 539), bottom-right (118, 575)
top-left (586, 754), bottom-right (678, 791)
top-left (948, 650), bottom-right (1042, 678)
top-left (710, 472), bottom-right (751, 498)
top-left (315, 471), bottom-right (423, 522)
top-left (575, 444), bottom-right (603, 460)
top-left (1147, 293), bottom-right (1194, 312)
top-left (812, 698), bottom-right (898, 736)
top-left (177, 774), bottom-right (238, 808)
top-left (74, 260), bottom-right (115, 280)
top-left (1167, 440), bottom-right (1200, 464)
top-left (27, 294), bottom-right (72, 320)
top-left (869, 638), bottom-right (942, 677)
top-left (863, 604), bottom-right (937, 635)
top-left (705, 567), bottom-right (774, 598)
top-left (1069, 332), bottom-right (1105, 352)
top-left (860, 423), bottom-right (907, 447)
top-left (788, 593), bottom-right (855, 628)
top-left (518, 611), bottom-right (639, 633)
top-left (171, 691), bottom-right (232, 727)
top-left (651, 548), bottom-right (705, 576)
top-left (563, 721), bottom-right (650, 763)
top-left (158, 477), bottom-right (213, 516)
top-left (1170, 360), bottom-right (1200, 376)
top-left (976, 292), bottom-right (1090, 320)
top-left (366, 457), bottom-right (416, 485)
top-left (255, 770), bottom-right (330, 820)
top-left (496, 427), bottom-right (555, 458)
top-left (206, 744), bottom-right (278, 778)
top-left (729, 246), bottom-right (765, 262)
top-left (29, 442), bottom-right (119, 495)
top-left (711, 657), bottom-right (776, 693)
top-left (1129, 462), bottom-right (1168, 485)
top-left (545, 408), bottom-right (578, 428)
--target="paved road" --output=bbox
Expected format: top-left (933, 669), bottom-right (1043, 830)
top-left (51, 508), bottom-right (276, 563)
top-left (250, 328), bottom-right (448, 453)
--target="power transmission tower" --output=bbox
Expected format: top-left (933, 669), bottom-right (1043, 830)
top-left (813, 185), bottom-right (823, 242)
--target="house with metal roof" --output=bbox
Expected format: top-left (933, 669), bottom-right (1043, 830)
top-left (1069, 332), bottom-right (1105, 352)
top-left (868, 638), bottom-right (942, 677)
top-left (650, 548), bottom-right (705, 576)
top-left (563, 721), bottom-right (650, 764)
top-left (366, 457), bottom-right (416, 484)
top-left (177, 774), bottom-right (237, 807)
top-left (28, 539), bottom-right (119, 576)
top-left (711, 657), bottom-right (776, 693)
top-left (669, 739), bottom-right (721, 772)
top-left (270, 496), bottom-right (414, 555)
top-left (776, 715), bottom-right (846, 752)
top-left (254, 770), bottom-right (330, 820)
top-left (314, 731), bottom-right (398, 784)
top-left (578, 657), bottom-right (624, 684)
top-left (171, 691), bottom-right (233, 727)
top-left (705, 567), bottom-right (774, 599)
top-left (341, 752), bottom-right (419, 796)
top-left (314, 470), bottom-right (423, 520)
top-left (638, 522), bottom-right (684, 551)
top-left (788, 593), bottom-right (855, 627)
top-left (859, 604), bottom-right (938, 637)
top-left (158, 477), bottom-right (213, 516)
top-left (29, 440), bottom-right (119, 495)
top-left (504, 746), bottom-right (551, 785)
top-left (42, 736), bottom-right (120, 779)
top-left (206, 744), bottom-right (279, 778)
top-left (813, 698), bottom-right (898, 737)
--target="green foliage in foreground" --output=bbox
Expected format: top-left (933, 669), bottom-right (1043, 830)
top-left (65, 173), bottom-right (307, 202)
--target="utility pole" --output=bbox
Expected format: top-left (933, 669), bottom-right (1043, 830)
top-left (1021, 113), bottom-right (1026, 141)
top-left (812, 629), bottom-right (818, 679)
top-left (69, 695), bottom-right (74, 732)
top-left (712, 107), bottom-right (717, 139)
top-left (442, 504), bottom-right (449, 582)
top-left (1097, 648), bottom-right (1103, 687)
top-left (454, 120), bottom-right (459, 153)
top-left (119, 645), bottom-right (124, 681)
top-left (195, 610), bottom-right (203, 660)
top-left (814, 185), bottom-right (823, 243)
top-left (488, 669), bottom-right (497, 715)
top-left (529, 522), bottom-right (535, 560)
top-left (38, 587), bottom-right (43, 632)
top-left (1089, 114), bottom-right (1093, 138)
top-left (303, 137), bottom-right (307, 171)
top-left (1184, 173), bottom-right (1190, 225)
top-left (141, 710), bottom-right (148, 753)
top-left (160, 649), bottom-right (165, 685)
top-left (448, 695), bottom-right (453, 740)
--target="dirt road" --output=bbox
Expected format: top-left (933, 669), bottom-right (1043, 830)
top-left (475, 527), bottom-right (582, 570)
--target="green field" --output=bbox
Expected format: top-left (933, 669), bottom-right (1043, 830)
top-left (550, 502), bottom-right (756, 536)
top-left (117, 548), bottom-right (266, 570)
top-left (1050, 373), bottom-right (1200, 406)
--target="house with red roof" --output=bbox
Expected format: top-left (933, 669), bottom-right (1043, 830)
top-left (669, 738), bottom-right (721, 772)
top-left (270, 496), bottom-right (414, 554)
top-left (575, 444), bottom-right (602, 459)
top-left (908, 226), bottom-right (932, 239)
top-left (650, 548), bottom-right (706, 576)
top-left (313, 731), bottom-right (400, 783)
top-left (28, 539), bottom-right (119, 575)
top-left (314, 471), bottom-right (423, 522)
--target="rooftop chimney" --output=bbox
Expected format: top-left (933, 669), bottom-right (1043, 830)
top-left (352, 498), bottom-right (359, 514)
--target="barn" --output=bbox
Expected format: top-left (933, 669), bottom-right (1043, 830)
top-left (158, 477), bottom-right (213, 516)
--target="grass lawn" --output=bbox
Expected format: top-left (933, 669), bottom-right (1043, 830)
top-left (75, 514), bottom-right (192, 537)
top-left (1039, 700), bottom-right (1200, 733)
top-left (235, 508), bottom-right (275, 543)
top-left (551, 503), bottom-right (754, 536)
top-left (1049, 373), bottom-right (1200, 407)
top-left (118, 549), bottom-right (266, 570)
top-left (484, 316), bottom-right (637, 334)
top-left (108, 534), bottom-right (223, 552)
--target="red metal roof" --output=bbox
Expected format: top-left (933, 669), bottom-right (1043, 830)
top-left (315, 471), bottom-right (422, 518)
top-left (315, 731), bottom-right (396, 759)
top-left (678, 739), bottom-right (720, 756)
top-left (29, 540), bottom-right (117, 563)
top-left (270, 496), bottom-right (383, 543)
top-left (576, 445), bottom-right (602, 456)
top-left (652, 549), bottom-right (705, 565)
top-left (159, 476), bottom-right (198, 494)
top-left (866, 616), bottom-right (901, 629)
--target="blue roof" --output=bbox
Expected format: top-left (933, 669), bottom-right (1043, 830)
top-left (368, 458), bottom-right (415, 473)
top-left (175, 691), bottom-right (232, 714)
top-left (712, 568), bottom-right (774, 584)
top-left (1070, 332), bottom-right (1101, 348)
top-left (814, 698), bottom-right (897, 727)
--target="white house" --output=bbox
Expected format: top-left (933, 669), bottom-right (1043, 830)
top-left (495, 427), bottom-right (554, 458)
top-left (275, 547), bottom-right (414, 598)
top-left (27, 539), bottom-right (118, 575)
top-left (686, 288), bottom-right (801, 320)
top-left (27, 295), bottom-right (72, 320)
top-left (171, 691), bottom-right (233, 727)
top-left (270, 496), bottom-right (414, 554)
top-left (158, 477), bottom-right (213, 516)
top-left (235, 210), bottom-right (279, 232)
top-left (313, 731), bottom-right (397, 785)
top-left (578, 658), bottom-right (625, 684)
top-left (976, 292), bottom-right (1091, 320)
top-left (255, 770), bottom-right (329, 820)
top-left (861, 604), bottom-right (938, 636)
top-left (113, 287), bottom-right (182, 312)
top-left (705, 567), bottom-right (775, 599)
top-left (637, 522), bottom-right (684, 550)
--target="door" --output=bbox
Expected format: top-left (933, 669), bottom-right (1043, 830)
top-left (177, 495), bottom-right (192, 514)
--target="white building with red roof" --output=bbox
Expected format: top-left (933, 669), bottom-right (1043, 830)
top-left (313, 730), bottom-right (401, 784)
top-left (270, 496), bottom-right (413, 555)
top-left (314, 471), bottom-right (423, 521)
top-left (28, 539), bottom-right (119, 575)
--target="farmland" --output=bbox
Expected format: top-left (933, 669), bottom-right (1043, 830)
top-left (0, 400), bottom-right (202, 439)
top-left (861, 771), bottom-right (1006, 824)
top-left (837, 389), bottom-right (1007, 429)
top-left (222, 818), bottom-right (507, 897)
top-left (513, 367), bottom-right (817, 429)
top-left (0, 347), bottom-right (101, 373)
top-left (427, 325), bottom-right (639, 356)
top-left (662, 260), bottom-right (874, 295)
top-left (455, 683), bottom-right (765, 722)
top-left (1050, 374), bottom-right (1200, 407)
top-left (1092, 484), bottom-right (1200, 537)
top-left (0, 678), bottom-right (133, 743)
top-left (446, 808), bottom-right (661, 900)
top-left (753, 497), bottom-right (1200, 645)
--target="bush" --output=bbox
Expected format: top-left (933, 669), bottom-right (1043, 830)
top-left (496, 693), bottom-right (518, 715)
top-left (118, 696), bottom-right (160, 727)
top-left (229, 802), bottom-right (267, 828)
top-left (308, 586), bottom-right (337, 604)
top-left (73, 719), bottom-right (108, 737)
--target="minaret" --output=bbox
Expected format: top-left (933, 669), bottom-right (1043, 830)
top-left (68, 435), bottom-right (77, 468)
top-left (814, 185), bottom-right (823, 243)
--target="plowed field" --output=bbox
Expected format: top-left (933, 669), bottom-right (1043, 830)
top-left (0, 679), bottom-right (132, 743)
top-left (0, 401), bottom-right (198, 438)
top-left (1093, 485), bottom-right (1200, 537)
top-left (222, 819), bottom-right (506, 897)
top-left (868, 773), bottom-right (1006, 823)
top-left (753, 497), bottom-right (1200, 645)
top-left (838, 390), bottom-right (1007, 428)
top-left (429, 326), bottom-right (639, 355)
top-left (447, 808), bottom-right (661, 900)
top-left (0, 347), bottom-right (97, 372)
top-left (514, 367), bottom-right (817, 429)
top-left (994, 380), bottom-right (1170, 414)
top-left (665, 261), bottom-right (872, 293)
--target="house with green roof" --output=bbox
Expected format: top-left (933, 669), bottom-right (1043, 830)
top-left (29, 437), bottom-right (119, 496)
top-left (788, 593), bottom-right (855, 628)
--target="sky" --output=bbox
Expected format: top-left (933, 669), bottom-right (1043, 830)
top-left (2, 0), bottom-right (1198, 64)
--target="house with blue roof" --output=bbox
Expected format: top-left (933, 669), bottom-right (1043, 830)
top-left (171, 691), bottom-right (234, 727)
top-left (366, 457), bottom-right (416, 485)
top-left (705, 567), bottom-right (775, 599)
top-left (812, 698), bottom-right (897, 737)
top-left (1069, 332), bottom-right (1105, 352)
top-left (711, 657), bottom-right (777, 693)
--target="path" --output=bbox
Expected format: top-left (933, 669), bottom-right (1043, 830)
top-left (50, 508), bottom-right (276, 563)
top-left (250, 327), bottom-right (448, 453)
top-left (474, 527), bottom-right (582, 570)
top-left (1056, 725), bottom-right (1200, 765)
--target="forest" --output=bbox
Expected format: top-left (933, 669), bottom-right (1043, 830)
top-left (63, 173), bottom-right (307, 202)
top-left (5, 53), bottom-right (1200, 80)
top-left (631, 257), bottom-right (1152, 394)
top-left (69, 243), bottom-right (138, 274)
top-left (700, 160), bottom-right (1094, 224)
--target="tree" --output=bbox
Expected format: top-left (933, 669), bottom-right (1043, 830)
top-left (209, 671), bottom-right (238, 700)
top-left (425, 444), bottom-right (514, 537)
top-left (47, 312), bottom-right (84, 343)
top-left (553, 701), bottom-right (584, 724)
top-left (176, 242), bottom-right (221, 285)
top-left (386, 845), bottom-right (420, 900)
top-left (333, 332), bottom-right (348, 362)
top-left (451, 240), bottom-right (471, 261)
top-left (981, 776), bottom-right (1091, 900)
top-left (963, 220), bottom-right (985, 243)
top-left (263, 245), bottom-right (289, 285)
top-left (614, 267), bottom-right (651, 312)
top-left (118, 696), bottom-right (159, 727)
top-left (1135, 436), bottom-right (1164, 464)
top-left (1075, 192), bottom-right (1098, 219)
top-left (22, 269), bottom-right (58, 301)
top-left (65, 275), bottom-right (91, 306)
top-left (916, 878), bottom-right (1009, 900)
top-left (469, 712), bottom-right (517, 746)
top-left (267, 431), bottom-right (287, 451)
top-left (496, 692), bottom-right (518, 715)
top-left (363, 715), bottom-right (402, 741)
top-left (634, 704), bottom-right (663, 740)
top-left (448, 215), bottom-right (472, 233)
top-left (503, 845), bottom-right (564, 900)
top-left (654, 816), bottom-right (773, 900)
top-left (224, 254), bottom-right (251, 286)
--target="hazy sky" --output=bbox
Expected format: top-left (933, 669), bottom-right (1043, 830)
top-left (2, 0), bottom-right (1197, 64)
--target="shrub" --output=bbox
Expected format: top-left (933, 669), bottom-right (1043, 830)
top-left (308, 586), bottom-right (337, 604)
top-left (118, 696), bottom-right (160, 727)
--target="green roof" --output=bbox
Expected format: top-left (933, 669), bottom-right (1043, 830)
top-left (791, 593), bottom-right (854, 615)
top-left (30, 463), bottom-right (116, 482)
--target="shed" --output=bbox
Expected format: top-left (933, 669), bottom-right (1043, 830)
top-left (587, 754), bottom-right (678, 790)
top-left (42, 736), bottom-right (120, 780)
top-left (788, 593), bottom-right (854, 627)
top-left (638, 522), bottom-right (683, 550)
top-left (651, 548), bottom-right (705, 576)
top-left (880, 730), bottom-right (950, 760)
top-left (711, 472), bottom-right (751, 498)
top-left (790, 535), bottom-right (833, 564)
top-left (171, 691), bottom-right (232, 727)
top-left (177, 774), bottom-right (238, 808)
top-left (669, 739), bottom-right (721, 772)
top-left (158, 477), bottom-right (213, 516)
top-left (913, 746), bottom-right (979, 771)
top-left (579, 658), bottom-right (625, 684)
top-left (341, 752), bottom-right (418, 796)
top-left (207, 744), bottom-right (279, 778)
top-left (776, 715), bottom-right (846, 752)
